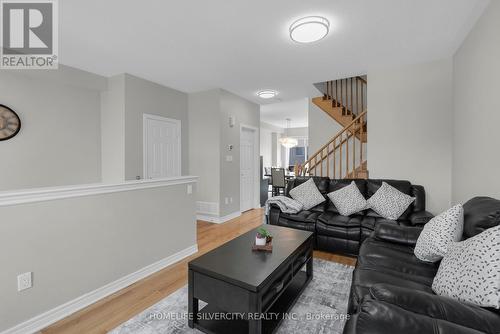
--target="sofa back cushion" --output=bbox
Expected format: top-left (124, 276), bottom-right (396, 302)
top-left (366, 179), bottom-right (414, 219)
top-left (411, 185), bottom-right (426, 212)
top-left (463, 197), bottom-right (500, 239)
top-left (326, 179), bottom-right (367, 214)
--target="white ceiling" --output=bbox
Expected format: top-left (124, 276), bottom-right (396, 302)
top-left (261, 99), bottom-right (309, 128)
top-left (59, 0), bottom-right (489, 104)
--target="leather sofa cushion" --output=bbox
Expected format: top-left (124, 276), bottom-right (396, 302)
top-left (361, 216), bottom-right (412, 231)
top-left (276, 217), bottom-right (315, 232)
top-left (359, 238), bottom-right (438, 277)
top-left (344, 299), bottom-right (483, 334)
top-left (370, 284), bottom-right (500, 334)
top-left (280, 210), bottom-right (320, 224)
top-left (317, 211), bottom-right (363, 227)
top-left (326, 179), bottom-right (367, 214)
top-left (463, 197), bottom-right (500, 238)
top-left (316, 220), bottom-right (361, 240)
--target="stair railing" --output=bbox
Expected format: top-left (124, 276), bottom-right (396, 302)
top-left (324, 76), bottom-right (366, 117)
top-left (305, 110), bottom-right (367, 179)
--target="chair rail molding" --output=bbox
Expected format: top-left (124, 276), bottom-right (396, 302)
top-left (0, 176), bottom-right (198, 207)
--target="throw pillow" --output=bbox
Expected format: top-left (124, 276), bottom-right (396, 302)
top-left (414, 204), bottom-right (464, 262)
top-left (366, 181), bottom-right (415, 220)
top-left (327, 181), bottom-right (367, 216)
top-left (289, 178), bottom-right (326, 211)
top-left (432, 225), bottom-right (500, 309)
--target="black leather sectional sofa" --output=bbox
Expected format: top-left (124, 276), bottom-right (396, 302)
top-left (344, 196), bottom-right (500, 333)
top-left (268, 177), bottom-right (434, 255)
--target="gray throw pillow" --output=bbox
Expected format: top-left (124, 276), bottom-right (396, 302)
top-left (289, 178), bottom-right (325, 211)
top-left (367, 182), bottom-right (415, 220)
top-left (327, 181), bottom-right (367, 216)
top-left (432, 225), bottom-right (500, 309)
top-left (414, 204), bottom-right (464, 262)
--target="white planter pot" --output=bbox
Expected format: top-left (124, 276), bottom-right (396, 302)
top-left (255, 236), bottom-right (267, 246)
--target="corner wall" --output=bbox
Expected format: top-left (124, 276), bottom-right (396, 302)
top-left (452, 0), bottom-right (500, 203)
top-left (367, 59), bottom-right (453, 214)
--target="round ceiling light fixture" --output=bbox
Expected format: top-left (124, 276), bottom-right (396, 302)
top-left (289, 16), bottom-right (330, 43)
top-left (257, 90), bottom-right (278, 99)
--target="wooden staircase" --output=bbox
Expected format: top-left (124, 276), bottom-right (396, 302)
top-left (306, 76), bottom-right (368, 179)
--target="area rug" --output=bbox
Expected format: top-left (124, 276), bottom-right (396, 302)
top-left (110, 258), bottom-right (353, 334)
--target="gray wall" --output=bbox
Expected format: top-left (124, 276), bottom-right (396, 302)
top-left (0, 183), bottom-right (197, 332)
top-left (0, 66), bottom-right (106, 191)
top-left (101, 74), bottom-right (126, 183)
top-left (188, 90), bottom-right (221, 206)
top-left (124, 74), bottom-right (189, 179)
top-left (308, 99), bottom-right (343, 155)
top-left (188, 89), bottom-right (259, 217)
top-left (368, 59), bottom-right (453, 214)
top-left (219, 89), bottom-right (260, 216)
top-left (452, 0), bottom-right (500, 204)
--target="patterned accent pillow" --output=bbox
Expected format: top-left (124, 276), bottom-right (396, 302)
top-left (289, 178), bottom-right (326, 211)
top-left (432, 225), bottom-right (500, 309)
top-left (327, 181), bottom-right (367, 216)
top-left (414, 204), bottom-right (464, 262)
top-left (366, 182), bottom-right (415, 220)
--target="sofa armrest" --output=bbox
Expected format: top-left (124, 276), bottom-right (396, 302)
top-left (409, 210), bottom-right (434, 226)
top-left (374, 223), bottom-right (422, 246)
top-left (370, 284), bottom-right (500, 334)
top-left (344, 299), bottom-right (482, 334)
top-left (268, 205), bottom-right (281, 225)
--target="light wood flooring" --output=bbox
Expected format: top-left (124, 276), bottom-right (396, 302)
top-left (42, 208), bottom-right (355, 334)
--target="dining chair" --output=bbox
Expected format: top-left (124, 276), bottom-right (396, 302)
top-left (271, 168), bottom-right (286, 196)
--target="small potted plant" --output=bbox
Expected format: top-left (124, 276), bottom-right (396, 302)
top-left (256, 227), bottom-right (272, 246)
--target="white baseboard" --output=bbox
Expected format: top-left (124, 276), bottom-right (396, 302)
top-left (197, 211), bottom-right (241, 224)
top-left (1, 244), bottom-right (198, 334)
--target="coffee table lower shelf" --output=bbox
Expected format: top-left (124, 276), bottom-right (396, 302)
top-left (194, 271), bottom-right (310, 334)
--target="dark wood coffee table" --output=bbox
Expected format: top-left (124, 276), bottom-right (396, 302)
top-left (188, 224), bottom-right (314, 334)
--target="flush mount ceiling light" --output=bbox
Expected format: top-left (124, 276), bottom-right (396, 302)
top-left (289, 16), bottom-right (330, 43)
top-left (257, 90), bottom-right (278, 99)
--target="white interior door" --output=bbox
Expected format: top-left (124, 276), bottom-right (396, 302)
top-left (240, 127), bottom-right (255, 212)
top-left (144, 115), bottom-right (181, 179)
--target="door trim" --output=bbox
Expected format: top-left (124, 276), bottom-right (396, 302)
top-left (240, 124), bottom-right (260, 211)
top-left (143, 113), bottom-right (181, 179)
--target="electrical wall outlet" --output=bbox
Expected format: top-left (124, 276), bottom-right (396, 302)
top-left (224, 197), bottom-right (229, 205)
top-left (187, 184), bottom-right (193, 194)
top-left (17, 272), bottom-right (32, 292)
top-left (230, 197), bottom-right (233, 203)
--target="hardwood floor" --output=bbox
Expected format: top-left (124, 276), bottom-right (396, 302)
top-left (42, 208), bottom-right (355, 334)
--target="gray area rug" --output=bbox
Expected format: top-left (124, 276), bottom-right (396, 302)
top-left (111, 258), bottom-right (353, 334)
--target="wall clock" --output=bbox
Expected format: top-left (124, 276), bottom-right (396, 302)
top-left (0, 104), bottom-right (21, 141)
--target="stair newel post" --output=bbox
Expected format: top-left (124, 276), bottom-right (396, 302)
top-left (339, 133), bottom-right (343, 178)
top-left (356, 78), bottom-right (359, 116)
top-left (360, 114), bottom-right (364, 166)
top-left (349, 78), bottom-right (353, 116)
top-left (346, 128), bottom-right (350, 176)
top-left (361, 81), bottom-right (364, 113)
top-left (326, 142), bottom-right (330, 178)
top-left (320, 148), bottom-right (324, 177)
top-left (353, 120), bottom-right (356, 176)
top-left (333, 137), bottom-right (336, 178)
